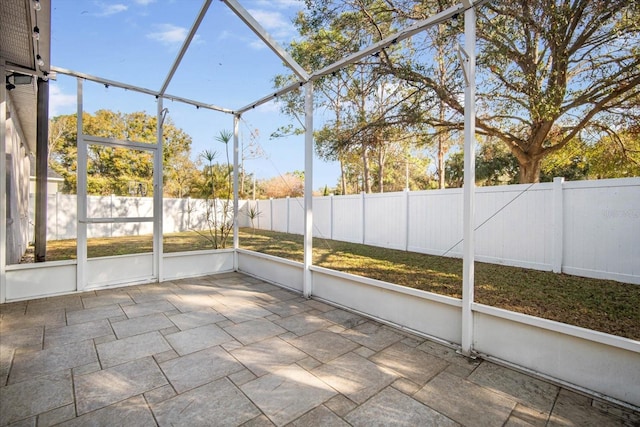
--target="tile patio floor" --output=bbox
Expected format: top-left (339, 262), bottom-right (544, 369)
top-left (1, 272), bottom-right (638, 426)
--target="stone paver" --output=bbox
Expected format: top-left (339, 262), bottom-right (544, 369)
top-left (9, 339), bottom-right (97, 383)
top-left (44, 319), bottom-right (111, 348)
top-left (96, 331), bottom-right (171, 368)
top-left (168, 309), bottom-right (226, 330)
top-left (414, 371), bottom-right (516, 426)
top-left (74, 357), bottom-right (167, 415)
top-left (312, 352), bottom-right (397, 404)
top-left (152, 378), bottom-right (260, 426)
top-left (159, 346), bottom-right (243, 393)
top-left (66, 304), bottom-right (124, 325)
top-left (111, 313), bottom-right (175, 339)
top-left (0, 370), bottom-right (73, 426)
top-left (164, 323), bottom-right (234, 355)
top-left (273, 312), bottom-right (333, 336)
top-left (121, 300), bottom-right (176, 319)
top-left (340, 321), bottom-right (404, 351)
top-left (370, 341), bottom-right (449, 386)
top-left (289, 405), bottom-right (349, 426)
top-left (345, 386), bottom-right (459, 426)
top-left (1, 273), bottom-right (638, 427)
top-left (223, 318), bottom-right (286, 345)
top-left (469, 361), bottom-right (559, 414)
top-left (241, 364), bottom-right (337, 426)
top-left (230, 337), bottom-right (307, 377)
top-left (288, 330), bottom-right (359, 363)
top-left (57, 395), bottom-right (155, 427)
top-left (81, 293), bottom-right (134, 309)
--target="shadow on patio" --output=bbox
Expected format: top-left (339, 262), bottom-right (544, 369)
top-left (0, 272), bottom-right (638, 426)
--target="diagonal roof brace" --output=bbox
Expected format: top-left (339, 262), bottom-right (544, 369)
top-left (159, 0), bottom-right (214, 96)
top-left (222, 0), bottom-right (310, 81)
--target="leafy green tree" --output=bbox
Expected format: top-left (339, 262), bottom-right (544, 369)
top-left (586, 129), bottom-right (640, 179)
top-left (293, 0), bottom-right (640, 183)
top-left (48, 110), bottom-right (196, 196)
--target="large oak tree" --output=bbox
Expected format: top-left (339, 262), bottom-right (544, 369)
top-left (292, 0), bottom-right (640, 183)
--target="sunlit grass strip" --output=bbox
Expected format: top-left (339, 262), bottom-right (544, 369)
top-left (42, 228), bottom-right (640, 340)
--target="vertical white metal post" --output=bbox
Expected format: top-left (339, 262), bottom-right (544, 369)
top-left (233, 114), bottom-right (240, 270)
top-left (153, 97), bottom-right (164, 282)
top-left (76, 78), bottom-right (87, 291)
top-left (461, 6), bottom-right (477, 356)
top-left (303, 82), bottom-right (314, 298)
top-left (0, 62), bottom-right (7, 303)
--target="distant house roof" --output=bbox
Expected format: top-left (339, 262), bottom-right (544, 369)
top-left (28, 156), bottom-right (63, 180)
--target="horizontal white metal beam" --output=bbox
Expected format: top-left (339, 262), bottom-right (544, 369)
top-left (222, 0), bottom-right (310, 81)
top-left (51, 67), bottom-right (234, 114)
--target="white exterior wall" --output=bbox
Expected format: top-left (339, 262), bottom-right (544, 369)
top-left (4, 114), bottom-right (31, 264)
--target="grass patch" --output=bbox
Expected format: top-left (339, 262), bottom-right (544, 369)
top-left (40, 228), bottom-right (640, 340)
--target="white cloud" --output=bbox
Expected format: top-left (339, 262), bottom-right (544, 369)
top-left (254, 0), bottom-right (303, 8)
top-left (134, 0), bottom-right (156, 5)
top-left (95, 3), bottom-right (128, 17)
top-left (147, 24), bottom-right (194, 47)
top-left (249, 39), bottom-right (267, 50)
top-left (49, 84), bottom-right (76, 117)
top-left (217, 30), bottom-right (231, 41)
top-left (248, 9), bottom-right (289, 31)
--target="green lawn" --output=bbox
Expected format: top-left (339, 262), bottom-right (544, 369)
top-left (40, 228), bottom-right (640, 340)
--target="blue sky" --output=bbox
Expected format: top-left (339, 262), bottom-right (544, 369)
top-left (49, 0), bottom-right (340, 189)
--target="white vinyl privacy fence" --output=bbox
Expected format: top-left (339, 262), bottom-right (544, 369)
top-left (31, 194), bottom-right (247, 241)
top-left (33, 177), bottom-right (639, 284)
top-left (245, 177), bottom-right (640, 285)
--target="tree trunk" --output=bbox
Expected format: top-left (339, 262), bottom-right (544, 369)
top-left (518, 157), bottom-right (542, 183)
top-left (437, 133), bottom-right (445, 189)
top-left (362, 146), bottom-right (371, 193)
top-left (377, 145), bottom-right (384, 193)
top-left (340, 159), bottom-right (347, 195)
